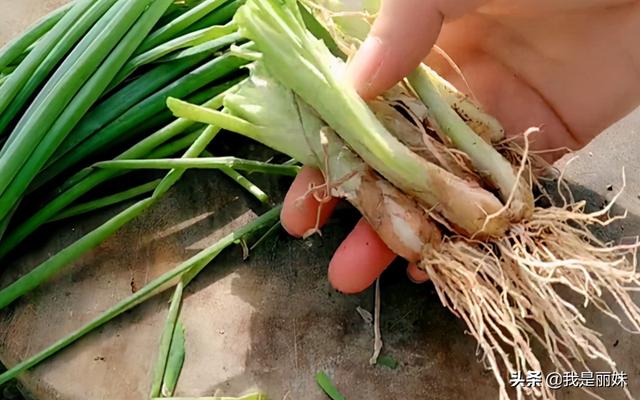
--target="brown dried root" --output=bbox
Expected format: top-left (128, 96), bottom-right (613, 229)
top-left (299, 0), bottom-right (375, 57)
top-left (422, 198), bottom-right (640, 400)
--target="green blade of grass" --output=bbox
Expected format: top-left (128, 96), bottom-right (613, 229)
top-left (94, 157), bottom-right (300, 176)
top-left (376, 355), bottom-right (398, 370)
top-left (0, 205), bottom-right (281, 385)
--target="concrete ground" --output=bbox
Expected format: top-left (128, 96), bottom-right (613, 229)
top-left (0, 2), bottom-right (639, 400)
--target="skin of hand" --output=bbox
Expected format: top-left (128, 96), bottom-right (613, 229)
top-left (281, 0), bottom-right (640, 294)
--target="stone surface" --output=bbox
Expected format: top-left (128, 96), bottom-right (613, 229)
top-left (0, 2), bottom-right (639, 400)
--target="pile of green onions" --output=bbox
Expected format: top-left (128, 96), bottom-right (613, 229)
top-left (0, 0), bottom-right (293, 395)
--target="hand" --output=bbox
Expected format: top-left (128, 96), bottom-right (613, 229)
top-left (281, 0), bottom-right (640, 293)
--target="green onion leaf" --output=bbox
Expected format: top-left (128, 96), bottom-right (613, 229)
top-left (315, 371), bottom-right (346, 400)
top-left (161, 320), bottom-right (186, 397)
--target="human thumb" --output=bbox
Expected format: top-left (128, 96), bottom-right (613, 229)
top-left (347, 0), bottom-right (483, 100)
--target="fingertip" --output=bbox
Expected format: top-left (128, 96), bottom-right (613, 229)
top-left (281, 166), bottom-right (339, 238)
top-left (346, 36), bottom-right (385, 100)
top-left (328, 218), bottom-right (396, 294)
top-left (407, 262), bottom-right (430, 284)
top-left (347, 0), bottom-right (444, 99)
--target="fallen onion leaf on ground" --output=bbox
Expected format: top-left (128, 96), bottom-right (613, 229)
top-left (0, 205), bottom-right (282, 385)
top-left (151, 281), bottom-right (186, 398)
top-left (161, 320), bottom-right (186, 397)
top-left (315, 371), bottom-right (346, 400)
top-left (48, 179), bottom-right (162, 223)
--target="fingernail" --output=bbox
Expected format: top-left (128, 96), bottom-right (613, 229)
top-left (347, 36), bottom-right (385, 99)
top-left (407, 263), bottom-right (430, 284)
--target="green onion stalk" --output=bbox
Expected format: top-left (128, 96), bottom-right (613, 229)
top-left (137, 0), bottom-right (230, 53)
top-left (0, 2), bottom-right (73, 72)
top-left (0, 0), bottom-right (119, 137)
top-left (112, 22), bottom-right (239, 87)
top-left (48, 179), bottom-right (162, 222)
top-left (47, 51), bottom-right (237, 171)
top-left (0, 0), bottom-right (179, 231)
top-left (181, 0), bottom-right (246, 35)
top-left (302, 0), bottom-right (506, 145)
top-left (305, 0), bottom-right (533, 219)
top-left (93, 156), bottom-right (301, 176)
